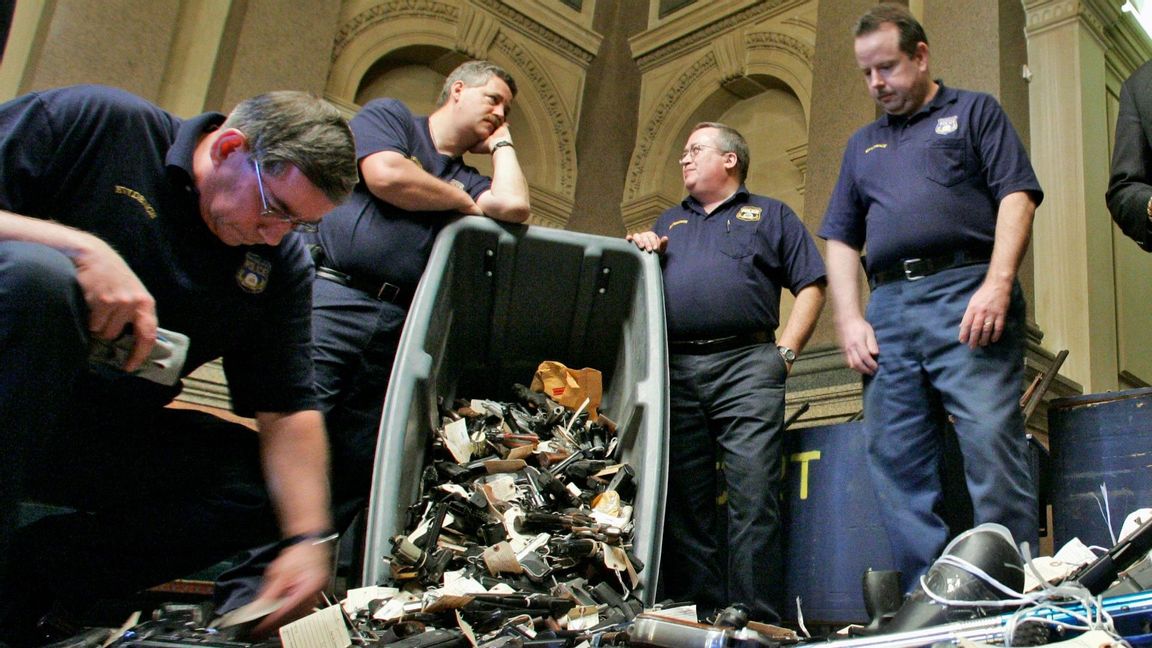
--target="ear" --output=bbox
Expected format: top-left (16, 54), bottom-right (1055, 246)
top-left (209, 128), bottom-right (250, 165)
top-left (914, 42), bottom-right (930, 70)
top-left (723, 152), bottom-right (739, 173)
top-left (449, 79), bottom-right (467, 104)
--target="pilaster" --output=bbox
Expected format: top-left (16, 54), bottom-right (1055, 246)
top-left (1023, 0), bottom-right (1118, 392)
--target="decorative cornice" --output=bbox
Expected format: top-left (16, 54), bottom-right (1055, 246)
top-left (745, 30), bottom-right (813, 70)
top-left (492, 32), bottom-right (576, 194)
top-left (1099, 1), bottom-right (1152, 80)
top-left (633, 0), bottom-right (796, 72)
top-left (1022, 0), bottom-right (1107, 45)
top-left (621, 193), bottom-right (679, 233)
top-left (456, 4), bottom-right (500, 60)
top-left (625, 54), bottom-right (716, 202)
top-left (471, 0), bottom-right (596, 66)
top-left (526, 185), bottom-right (574, 229)
top-left (713, 32), bottom-right (746, 83)
top-left (333, 1), bottom-right (460, 62)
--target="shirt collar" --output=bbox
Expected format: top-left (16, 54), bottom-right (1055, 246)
top-left (683, 185), bottom-right (751, 214)
top-left (165, 111), bottom-right (227, 189)
top-left (883, 80), bottom-right (956, 127)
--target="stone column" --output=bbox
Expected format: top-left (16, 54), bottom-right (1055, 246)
top-left (1023, 0), bottom-right (1118, 392)
top-left (804, 0), bottom-right (882, 353)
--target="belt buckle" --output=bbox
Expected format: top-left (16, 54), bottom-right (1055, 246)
top-left (377, 282), bottom-right (400, 302)
top-left (903, 258), bottom-right (925, 281)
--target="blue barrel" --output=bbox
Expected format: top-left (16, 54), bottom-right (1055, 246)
top-left (783, 421), bottom-right (895, 625)
top-left (1049, 387), bottom-right (1152, 550)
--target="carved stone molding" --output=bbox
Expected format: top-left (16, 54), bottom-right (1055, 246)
top-left (745, 30), bottom-right (813, 71)
top-left (1023, 0), bottom-right (1107, 44)
top-left (625, 54), bottom-right (717, 202)
top-left (527, 185), bottom-right (575, 230)
top-left (632, 0), bottom-right (802, 71)
top-left (621, 192), bottom-right (679, 234)
top-left (787, 142), bottom-right (807, 195)
top-left (492, 32), bottom-right (577, 195)
top-left (333, 1), bottom-right (459, 62)
top-left (456, 4), bottom-right (501, 60)
top-left (471, 0), bottom-right (596, 66)
top-left (712, 31), bottom-right (747, 84)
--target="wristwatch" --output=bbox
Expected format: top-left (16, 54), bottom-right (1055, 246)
top-left (777, 345), bottom-right (797, 363)
top-left (491, 140), bottom-right (514, 152)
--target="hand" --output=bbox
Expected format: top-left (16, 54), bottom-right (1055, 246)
top-left (626, 231), bottom-right (668, 254)
top-left (958, 279), bottom-right (1011, 349)
top-left (835, 315), bottom-right (879, 375)
top-left (72, 238), bottom-right (158, 372)
top-left (471, 124), bottom-right (512, 155)
top-left (250, 541), bottom-right (332, 636)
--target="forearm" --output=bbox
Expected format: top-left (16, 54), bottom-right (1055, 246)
top-left (0, 210), bottom-right (107, 259)
top-left (985, 191), bottom-right (1035, 288)
top-left (777, 282), bottom-right (825, 353)
top-left (825, 240), bottom-right (866, 325)
top-left (254, 410), bottom-right (332, 537)
top-left (362, 152), bottom-right (480, 214)
top-left (477, 145), bottom-right (531, 223)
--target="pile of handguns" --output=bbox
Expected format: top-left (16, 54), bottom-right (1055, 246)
top-left (344, 382), bottom-right (645, 646)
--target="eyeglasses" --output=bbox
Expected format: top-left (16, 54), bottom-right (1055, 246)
top-left (679, 143), bottom-right (725, 163)
top-left (252, 158), bottom-right (319, 233)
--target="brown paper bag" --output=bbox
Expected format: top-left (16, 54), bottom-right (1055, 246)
top-left (529, 360), bottom-right (601, 418)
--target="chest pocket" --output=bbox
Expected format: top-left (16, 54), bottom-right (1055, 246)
top-left (924, 138), bottom-right (972, 187)
top-left (721, 218), bottom-right (757, 259)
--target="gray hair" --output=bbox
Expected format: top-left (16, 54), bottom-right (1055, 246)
top-left (223, 91), bottom-right (358, 204)
top-left (693, 122), bottom-right (750, 183)
top-left (436, 60), bottom-right (518, 106)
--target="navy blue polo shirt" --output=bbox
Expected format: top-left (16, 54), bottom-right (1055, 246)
top-left (307, 98), bottom-right (492, 292)
top-left (656, 188), bottom-right (826, 340)
top-left (819, 83), bottom-right (1043, 273)
top-left (0, 85), bottom-right (316, 415)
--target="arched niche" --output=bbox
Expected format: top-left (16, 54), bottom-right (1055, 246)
top-left (623, 30), bottom-right (812, 232)
top-left (326, 3), bottom-right (577, 227)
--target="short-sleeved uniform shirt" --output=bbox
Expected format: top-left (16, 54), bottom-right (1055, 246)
top-left (819, 84), bottom-right (1043, 273)
top-left (0, 85), bottom-right (316, 416)
top-left (307, 98), bottom-right (492, 292)
top-left (656, 187), bottom-right (826, 340)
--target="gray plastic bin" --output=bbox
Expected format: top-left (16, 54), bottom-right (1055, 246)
top-left (361, 216), bottom-right (669, 604)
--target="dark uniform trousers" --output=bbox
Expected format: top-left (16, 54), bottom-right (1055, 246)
top-left (0, 242), bottom-right (280, 633)
top-left (660, 341), bottom-right (788, 623)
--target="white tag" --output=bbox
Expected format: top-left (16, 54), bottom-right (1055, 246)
top-left (442, 418), bottom-right (472, 463)
top-left (279, 604), bottom-right (351, 648)
top-left (342, 586), bottom-right (397, 615)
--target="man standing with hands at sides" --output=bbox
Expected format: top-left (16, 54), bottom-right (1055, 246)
top-left (819, 4), bottom-right (1044, 593)
top-left (629, 122), bottom-right (825, 623)
top-left (213, 60), bottom-right (531, 612)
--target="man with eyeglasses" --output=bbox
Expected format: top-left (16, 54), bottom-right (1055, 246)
top-left (210, 60), bottom-right (530, 613)
top-left (0, 84), bottom-right (357, 643)
top-left (628, 122), bottom-right (825, 623)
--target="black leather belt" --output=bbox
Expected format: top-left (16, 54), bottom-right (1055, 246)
top-left (316, 266), bottom-right (404, 305)
top-left (668, 330), bottom-right (772, 355)
top-left (868, 250), bottom-right (991, 289)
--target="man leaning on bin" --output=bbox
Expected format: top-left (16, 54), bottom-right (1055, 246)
top-left (211, 60), bottom-right (532, 612)
top-left (0, 84), bottom-right (358, 644)
top-left (629, 122), bottom-right (826, 623)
